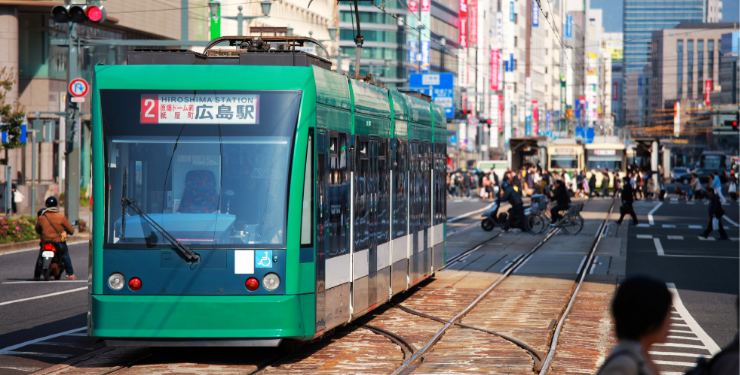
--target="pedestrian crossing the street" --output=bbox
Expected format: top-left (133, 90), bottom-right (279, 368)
top-left (654, 283), bottom-right (722, 375)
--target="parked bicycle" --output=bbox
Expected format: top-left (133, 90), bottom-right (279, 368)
top-left (525, 196), bottom-right (584, 235)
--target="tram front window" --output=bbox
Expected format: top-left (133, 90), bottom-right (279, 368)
top-left (550, 155), bottom-right (577, 169)
top-left (101, 90), bottom-right (301, 249)
top-left (587, 160), bottom-right (623, 171)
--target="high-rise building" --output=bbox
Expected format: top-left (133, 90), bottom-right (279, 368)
top-left (619, 0), bottom-right (722, 130)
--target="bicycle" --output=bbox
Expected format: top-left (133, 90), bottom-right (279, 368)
top-left (525, 201), bottom-right (584, 235)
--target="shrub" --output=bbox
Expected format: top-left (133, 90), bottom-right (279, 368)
top-left (0, 216), bottom-right (39, 244)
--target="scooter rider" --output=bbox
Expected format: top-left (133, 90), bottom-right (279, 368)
top-left (34, 197), bottom-right (76, 281)
top-left (499, 177), bottom-right (524, 231)
top-left (549, 180), bottom-right (571, 223)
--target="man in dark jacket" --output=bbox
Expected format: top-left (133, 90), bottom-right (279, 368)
top-left (549, 180), bottom-right (571, 223)
top-left (601, 169), bottom-right (611, 198)
top-left (588, 171), bottom-right (600, 198)
top-left (499, 178), bottom-right (524, 231)
top-left (701, 188), bottom-right (729, 239)
top-left (615, 176), bottom-right (638, 225)
top-left (462, 171), bottom-right (472, 197)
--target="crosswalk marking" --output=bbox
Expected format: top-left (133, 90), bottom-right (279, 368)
top-left (663, 224), bottom-right (676, 228)
top-left (649, 351), bottom-right (711, 358)
top-left (666, 335), bottom-right (702, 341)
top-left (689, 225), bottom-right (703, 229)
top-left (636, 234), bottom-right (653, 239)
top-left (653, 343), bottom-right (708, 349)
top-left (698, 236), bottom-right (715, 241)
top-left (637, 224), bottom-right (651, 227)
top-left (654, 360), bottom-right (701, 367)
top-left (667, 236), bottom-right (683, 240)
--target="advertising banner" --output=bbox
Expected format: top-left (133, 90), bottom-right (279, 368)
top-left (469, 0), bottom-right (478, 45)
top-left (566, 14), bottom-right (572, 39)
top-left (498, 94), bottom-right (504, 132)
top-left (532, 100), bottom-right (539, 136)
top-left (674, 102), bottom-right (681, 137)
top-left (704, 79), bottom-right (712, 105)
top-left (421, 0), bottom-right (431, 72)
top-left (459, 0), bottom-right (468, 48)
top-left (491, 49), bottom-right (500, 90)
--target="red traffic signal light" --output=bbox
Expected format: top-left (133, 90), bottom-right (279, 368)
top-left (51, 4), bottom-right (105, 24)
top-left (486, 119), bottom-right (492, 125)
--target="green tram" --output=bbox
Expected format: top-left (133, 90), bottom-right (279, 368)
top-left (89, 36), bottom-right (447, 346)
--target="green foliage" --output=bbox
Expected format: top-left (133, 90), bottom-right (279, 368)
top-left (0, 216), bottom-right (39, 244)
top-left (0, 67), bottom-right (27, 164)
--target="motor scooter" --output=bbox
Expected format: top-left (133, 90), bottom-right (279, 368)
top-left (39, 242), bottom-right (66, 281)
top-left (480, 198), bottom-right (531, 232)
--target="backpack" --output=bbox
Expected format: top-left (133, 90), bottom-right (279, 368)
top-left (684, 337), bottom-right (739, 375)
top-left (597, 349), bottom-right (647, 375)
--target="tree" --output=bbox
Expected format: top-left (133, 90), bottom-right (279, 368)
top-left (0, 67), bottom-right (26, 165)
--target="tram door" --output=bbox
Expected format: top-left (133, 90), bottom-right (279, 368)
top-left (315, 130), bottom-right (329, 334)
top-left (409, 141), bottom-right (421, 283)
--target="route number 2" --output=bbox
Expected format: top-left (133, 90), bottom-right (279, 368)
top-left (140, 95), bottom-right (159, 123)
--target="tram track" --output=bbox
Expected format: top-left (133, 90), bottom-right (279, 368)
top-left (387, 198), bottom-right (614, 375)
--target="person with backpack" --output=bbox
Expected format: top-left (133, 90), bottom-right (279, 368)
top-left (597, 277), bottom-right (672, 375)
top-left (462, 171), bottom-right (472, 198)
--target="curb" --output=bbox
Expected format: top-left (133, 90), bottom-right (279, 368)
top-left (31, 347), bottom-right (115, 375)
top-left (0, 235), bottom-right (89, 256)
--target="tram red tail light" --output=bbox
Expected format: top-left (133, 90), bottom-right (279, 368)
top-left (246, 277), bottom-right (259, 291)
top-left (128, 277), bottom-right (142, 291)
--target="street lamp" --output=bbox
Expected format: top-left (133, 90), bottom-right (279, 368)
top-left (215, 1), bottom-right (273, 36)
top-left (439, 37), bottom-right (446, 72)
top-left (416, 22), bottom-right (424, 73)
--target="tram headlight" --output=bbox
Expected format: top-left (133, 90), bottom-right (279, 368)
top-left (262, 273), bottom-right (280, 291)
top-left (108, 272), bottom-right (125, 290)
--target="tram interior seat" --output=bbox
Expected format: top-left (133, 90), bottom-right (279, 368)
top-left (179, 170), bottom-right (219, 213)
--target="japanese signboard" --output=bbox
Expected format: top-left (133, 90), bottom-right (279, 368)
top-left (532, 100), bottom-right (539, 136)
top-left (704, 79), bottom-right (712, 105)
top-left (469, 0), bottom-right (478, 45)
top-left (459, 0), bottom-right (468, 48)
top-left (421, 0), bottom-right (431, 72)
top-left (140, 94), bottom-right (260, 124)
top-left (491, 49), bottom-right (500, 90)
top-left (566, 14), bottom-right (572, 39)
top-left (532, 0), bottom-right (539, 27)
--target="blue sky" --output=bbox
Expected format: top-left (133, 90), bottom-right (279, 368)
top-left (590, 0), bottom-right (740, 33)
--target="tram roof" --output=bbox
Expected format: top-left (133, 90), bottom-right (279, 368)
top-left (350, 79), bottom-right (391, 118)
top-left (431, 104), bottom-right (446, 129)
top-left (314, 66), bottom-right (351, 110)
top-left (389, 90), bottom-right (410, 122)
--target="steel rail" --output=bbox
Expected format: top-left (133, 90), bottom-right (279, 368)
top-left (364, 324), bottom-right (417, 360)
top-left (391, 227), bottom-right (561, 375)
top-left (537, 198), bottom-right (616, 375)
top-left (392, 303), bottom-right (545, 371)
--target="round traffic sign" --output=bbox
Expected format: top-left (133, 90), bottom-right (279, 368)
top-left (468, 116), bottom-right (479, 125)
top-left (69, 78), bottom-right (89, 97)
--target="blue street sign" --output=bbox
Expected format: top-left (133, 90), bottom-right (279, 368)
top-left (409, 73), bottom-right (455, 118)
top-left (421, 41), bottom-right (430, 72)
top-left (510, 1), bottom-right (515, 21)
top-left (532, 0), bottom-right (539, 27)
top-left (20, 124), bottom-right (26, 144)
top-left (576, 127), bottom-right (595, 144)
top-left (566, 14), bottom-right (572, 39)
top-left (1, 132), bottom-right (5, 144)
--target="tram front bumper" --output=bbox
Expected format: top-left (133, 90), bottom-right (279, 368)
top-left (89, 294), bottom-right (311, 344)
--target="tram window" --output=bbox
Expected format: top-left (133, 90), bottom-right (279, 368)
top-left (301, 132), bottom-right (313, 247)
top-left (393, 140), bottom-right (407, 238)
top-left (550, 155), bottom-right (578, 169)
top-left (327, 133), bottom-right (349, 257)
top-left (587, 159), bottom-right (622, 172)
top-left (354, 139), bottom-right (369, 251)
top-left (100, 90), bottom-right (301, 249)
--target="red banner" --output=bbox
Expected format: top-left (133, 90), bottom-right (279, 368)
top-left (459, 0), bottom-right (467, 48)
top-left (491, 49), bottom-right (499, 90)
top-left (408, 0), bottom-right (418, 12)
top-left (612, 82), bottom-right (618, 101)
top-left (705, 79), bottom-right (712, 105)
top-left (532, 100), bottom-right (539, 136)
top-left (498, 95), bottom-right (504, 132)
top-left (469, 0), bottom-right (478, 45)
top-left (421, 0), bottom-right (430, 12)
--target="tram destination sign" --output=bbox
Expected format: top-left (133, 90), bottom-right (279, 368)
top-left (140, 94), bottom-right (260, 124)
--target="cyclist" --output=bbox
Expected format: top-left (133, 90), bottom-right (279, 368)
top-left (499, 177), bottom-right (524, 231)
top-left (548, 179), bottom-right (571, 223)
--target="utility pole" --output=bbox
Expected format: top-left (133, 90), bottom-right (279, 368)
top-left (65, 22), bottom-right (81, 221)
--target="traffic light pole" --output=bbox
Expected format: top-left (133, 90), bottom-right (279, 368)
top-left (65, 23), bottom-right (81, 222)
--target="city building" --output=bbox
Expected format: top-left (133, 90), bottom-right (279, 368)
top-left (714, 30), bottom-right (739, 105)
top-left (620, 0), bottom-right (723, 132)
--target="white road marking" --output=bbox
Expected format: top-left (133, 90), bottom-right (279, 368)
top-left (653, 343), bottom-right (708, 349)
top-left (722, 216), bottom-right (739, 227)
top-left (732, 238), bottom-right (739, 241)
top-left (2, 351), bottom-right (72, 358)
top-left (649, 351), bottom-right (710, 358)
top-left (698, 236), bottom-right (716, 241)
top-left (637, 234), bottom-right (653, 239)
top-left (667, 236), bottom-right (684, 240)
top-left (667, 283), bottom-right (721, 355)
top-left (0, 367), bottom-right (41, 372)
top-left (663, 224), bottom-right (676, 228)
top-left (667, 335), bottom-right (702, 341)
top-left (688, 225), bottom-right (702, 229)
top-left (2, 280), bottom-right (86, 284)
top-left (654, 360), bottom-right (701, 367)
top-left (653, 238), bottom-right (738, 259)
top-left (447, 203), bottom-right (494, 223)
top-left (0, 240), bottom-right (88, 257)
top-left (575, 255), bottom-right (587, 275)
top-left (670, 198), bottom-right (678, 201)
top-left (637, 224), bottom-right (651, 227)
top-left (0, 327), bottom-right (85, 355)
top-left (654, 238), bottom-right (665, 256)
top-left (648, 202), bottom-right (663, 225)
top-left (669, 329), bottom-right (694, 334)
top-left (588, 256), bottom-right (600, 274)
top-left (0, 287), bottom-right (87, 307)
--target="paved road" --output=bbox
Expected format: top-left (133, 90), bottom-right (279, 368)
top-left (623, 195), bottom-right (739, 351)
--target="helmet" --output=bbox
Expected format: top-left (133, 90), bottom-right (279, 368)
top-left (45, 196), bottom-right (59, 208)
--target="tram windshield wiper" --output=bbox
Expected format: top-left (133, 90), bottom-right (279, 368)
top-left (120, 166), bottom-right (201, 264)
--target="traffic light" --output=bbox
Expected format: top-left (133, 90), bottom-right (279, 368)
top-left (52, 3), bottom-right (106, 24)
top-left (724, 113), bottom-right (739, 131)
